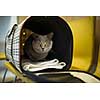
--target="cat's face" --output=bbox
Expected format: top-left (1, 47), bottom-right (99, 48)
top-left (32, 32), bottom-right (53, 54)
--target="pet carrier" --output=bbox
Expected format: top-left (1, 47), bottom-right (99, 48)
top-left (3, 16), bottom-right (100, 83)
top-left (5, 16), bottom-right (73, 72)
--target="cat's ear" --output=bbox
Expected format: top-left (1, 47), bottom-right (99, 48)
top-left (32, 32), bottom-right (39, 39)
top-left (47, 32), bottom-right (54, 39)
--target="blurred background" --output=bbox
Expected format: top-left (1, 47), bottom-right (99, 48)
top-left (0, 16), bottom-right (18, 82)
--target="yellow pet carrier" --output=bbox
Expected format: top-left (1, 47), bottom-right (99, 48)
top-left (1, 16), bottom-right (100, 83)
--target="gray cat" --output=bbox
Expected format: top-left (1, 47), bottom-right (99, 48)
top-left (24, 29), bottom-right (54, 61)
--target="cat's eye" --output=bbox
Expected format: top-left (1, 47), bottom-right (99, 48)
top-left (44, 42), bottom-right (47, 46)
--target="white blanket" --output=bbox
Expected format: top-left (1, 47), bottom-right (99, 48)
top-left (22, 59), bottom-right (66, 72)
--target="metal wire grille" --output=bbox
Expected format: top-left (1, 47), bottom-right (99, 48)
top-left (5, 24), bottom-right (21, 72)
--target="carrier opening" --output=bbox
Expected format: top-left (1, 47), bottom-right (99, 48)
top-left (20, 16), bottom-right (73, 70)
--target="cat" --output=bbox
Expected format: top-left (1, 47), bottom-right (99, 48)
top-left (22, 28), bottom-right (54, 62)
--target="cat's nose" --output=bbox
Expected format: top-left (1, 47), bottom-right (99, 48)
top-left (40, 44), bottom-right (45, 51)
top-left (42, 47), bottom-right (44, 51)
